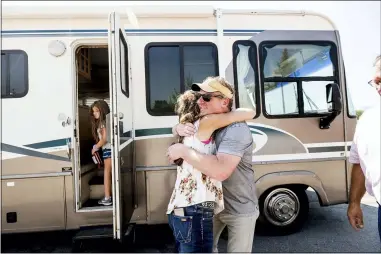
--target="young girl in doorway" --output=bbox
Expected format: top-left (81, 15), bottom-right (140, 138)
top-left (90, 100), bottom-right (112, 206)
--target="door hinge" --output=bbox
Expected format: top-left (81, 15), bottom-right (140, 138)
top-left (74, 129), bottom-right (77, 138)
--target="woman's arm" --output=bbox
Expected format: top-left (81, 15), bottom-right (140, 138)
top-left (198, 108), bottom-right (255, 139)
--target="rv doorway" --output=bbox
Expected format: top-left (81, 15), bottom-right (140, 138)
top-left (75, 45), bottom-right (112, 211)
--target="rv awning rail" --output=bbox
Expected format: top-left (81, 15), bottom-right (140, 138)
top-left (1, 5), bottom-right (215, 19)
top-left (2, 4), bottom-right (319, 20)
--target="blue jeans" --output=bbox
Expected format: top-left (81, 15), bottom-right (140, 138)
top-left (168, 203), bottom-right (214, 253)
top-left (102, 148), bottom-right (111, 159)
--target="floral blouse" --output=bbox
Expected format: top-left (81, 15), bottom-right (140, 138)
top-left (166, 120), bottom-right (224, 215)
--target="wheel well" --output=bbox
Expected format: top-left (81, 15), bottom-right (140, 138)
top-left (259, 184), bottom-right (323, 205)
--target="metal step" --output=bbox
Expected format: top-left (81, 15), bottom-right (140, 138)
top-left (71, 224), bottom-right (136, 252)
top-left (72, 225), bottom-right (114, 252)
top-left (73, 225), bottom-right (113, 241)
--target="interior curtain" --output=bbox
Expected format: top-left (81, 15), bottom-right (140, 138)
top-left (236, 44), bottom-right (255, 109)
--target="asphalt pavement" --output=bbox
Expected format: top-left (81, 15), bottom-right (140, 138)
top-left (1, 190), bottom-right (380, 253)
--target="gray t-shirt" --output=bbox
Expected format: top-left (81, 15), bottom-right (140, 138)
top-left (215, 121), bottom-right (258, 216)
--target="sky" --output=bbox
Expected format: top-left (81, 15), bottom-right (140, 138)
top-left (4, 1), bottom-right (380, 110)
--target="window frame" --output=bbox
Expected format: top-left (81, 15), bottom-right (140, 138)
top-left (119, 29), bottom-right (129, 98)
top-left (258, 40), bottom-right (340, 119)
top-left (1, 49), bottom-right (29, 99)
top-left (343, 63), bottom-right (357, 119)
top-left (144, 42), bottom-right (219, 116)
top-left (232, 40), bottom-right (261, 118)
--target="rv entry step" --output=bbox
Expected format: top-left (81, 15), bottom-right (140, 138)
top-left (72, 224), bottom-right (135, 252)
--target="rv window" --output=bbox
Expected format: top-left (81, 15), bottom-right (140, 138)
top-left (233, 40), bottom-right (260, 117)
top-left (264, 81), bottom-right (299, 115)
top-left (120, 29), bottom-right (129, 97)
top-left (183, 45), bottom-right (217, 90)
top-left (145, 43), bottom-right (218, 116)
top-left (260, 42), bottom-right (339, 118)
top-left (1, 50), bottom-right (28, 99)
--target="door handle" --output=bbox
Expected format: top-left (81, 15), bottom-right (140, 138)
top-left (58, 113), bottom-right (71, 127)
top-left (62, 118), bottom-right (71, 127)
top-left (118, 112), bottom-right (124, 120)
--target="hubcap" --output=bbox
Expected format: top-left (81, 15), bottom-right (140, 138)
top-left (263, 188), bottom-right (300, 226)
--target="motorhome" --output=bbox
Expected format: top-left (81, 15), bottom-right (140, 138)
top-left (1, 3), bottom-right (357, 240)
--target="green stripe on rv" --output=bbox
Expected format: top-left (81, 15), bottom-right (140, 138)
top-left (25, 138), bottom-right (68, 149)
top-left (135, 128), bottom-right (172, 137)
top-left (23, 129), bottom-right (170, 149)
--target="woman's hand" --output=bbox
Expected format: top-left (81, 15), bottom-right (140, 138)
top-left (92, 145), bottom-right (99, 155)
top-left (166, 143), bottom-right (187, 164)
top-left (175, 123), bottom-right (196, 137)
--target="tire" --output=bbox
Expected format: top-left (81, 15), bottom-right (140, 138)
top-left (257, 186), bottom-right (309, 236)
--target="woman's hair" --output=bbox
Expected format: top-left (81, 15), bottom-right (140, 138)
top-left (174, 90), bottom-right (201, 143)
top-left (89, 100), bottom-right (110, 142)
top-left (172, 90), bottom-right (200, 166)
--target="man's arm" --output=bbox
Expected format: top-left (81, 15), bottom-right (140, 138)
top-left (348, 123), bottom-right (366, 205)
top-left (349, 163), bottom-right (366, 205)
top-left (180, 148), bottom-right (240, 181)
top-left (348, 140), bottom-right (366, 205)
top-left (346, 124), bottom-right (366, 230)
top-left (168, 123), bottom-right (252, 181)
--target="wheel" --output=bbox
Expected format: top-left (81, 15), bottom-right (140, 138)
top-left (257, 186), bottom-right (309, 236)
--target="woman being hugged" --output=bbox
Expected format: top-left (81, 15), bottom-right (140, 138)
top-left (166, 77), bottom-right (255, 253)
top-left (90, 100), bottom-right (112, 206)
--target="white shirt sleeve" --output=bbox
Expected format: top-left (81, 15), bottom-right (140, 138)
top-left (349, 118), bottom-right (361, 164)
top-left (349, 139), bottom-right (360, 164)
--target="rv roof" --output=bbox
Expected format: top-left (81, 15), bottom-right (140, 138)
top-left (2, 3), bottom-right (313, 19)
top-left (2, 3), bottom-right (335, 30)
top-left (2, 4), bottom-right (217, 19)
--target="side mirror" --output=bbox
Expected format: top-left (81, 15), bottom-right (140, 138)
top-left (326, 83), bottom-right (342, 113)
top-left (320, 83), bottom-right (342, 129)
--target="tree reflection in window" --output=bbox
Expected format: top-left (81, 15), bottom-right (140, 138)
top-left (262, 43), bottom-right (337, 116)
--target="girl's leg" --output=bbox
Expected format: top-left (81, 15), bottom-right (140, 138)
top-left (98, 149), bottom-right (112, 206)
top-left (104, 158), bottom-right (112, 198)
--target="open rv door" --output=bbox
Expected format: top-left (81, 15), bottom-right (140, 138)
top-left (108, 11), bottom-right (135, 241)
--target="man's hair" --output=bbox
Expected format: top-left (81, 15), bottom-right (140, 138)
top-left (202, 76), bottom-right (235, 111)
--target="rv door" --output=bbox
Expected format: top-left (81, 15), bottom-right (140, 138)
top-left (108, 11), bottom-right (135, 241)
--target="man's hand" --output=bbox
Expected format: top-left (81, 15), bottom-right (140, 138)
top-left (175, 123), bottom-right (196, 137)
top-left (347, 202), bottom-right (364, 230)
top-left (166, 143), bottom-right (187, 164)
